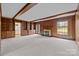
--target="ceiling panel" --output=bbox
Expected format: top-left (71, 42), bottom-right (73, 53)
top-left (15, 3), bottom-right (78, 21)
top-left (2, 3), bottom-right (26, 18)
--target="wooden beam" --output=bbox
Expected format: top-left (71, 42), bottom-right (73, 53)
top-left (13, 3), bottom-right (37, 19)
top-left (18, 3), bottom-right (37, 16)
top-left (12, 3), bottom-right (30, 19)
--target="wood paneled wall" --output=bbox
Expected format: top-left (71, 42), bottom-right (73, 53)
top-left (75, 4), bottom-right (79, 44)
top-left (21, 21), bottom-right (28, 36)
top-left (52, 16), bottom-right (75, 40)
top-left (1, 17), bottom-right (15, 39)
top-left (40, 20), bottom-right (53, 35)
top-left (0, 4), bottom-right (1, 39)
top-left (68, 16), bottom-right (75, 40)
top-left (27, 22), bottom-right (35, 35)
top-left (38, 15), bottom-right (75, 40)
top-left (1, 17), bottom-right (35, 39)
top-left (0, 4), bottom-right (1, 55)
top-left (1, 15), bottom-right (76, 40)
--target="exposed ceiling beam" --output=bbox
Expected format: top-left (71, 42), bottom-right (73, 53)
top-left (17, 3), bottom-right (37, 16)
top-left (12, 3), bottom-right (30, 19)
top-left (13, 3), bottom-right (37, 19)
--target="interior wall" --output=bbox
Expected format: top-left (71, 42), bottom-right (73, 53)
top-left (0, 3), bottom-right (1, 55)
top-left (14, 20), bottom-right (28, 36)
top-left (39, 20), bottom-right (53, 35)
top-left (68, 16), bottom-right (75, 40)
top-left (1, 17), bottom-right (15, 39)
top-left (54, 16), bottom-right (75, 40)
top-left (29, 22), bottom-right (35, 35)
top-left (21, 21), bottom-right (28, 36)
top-left (0, 4), bottom-right (1, 39)
top-left (38, 15), bottom-right (75, 40)
top-left (1, 17), bottom-right (35, 39)
top-left (75, 4), bottom-right (79, 44)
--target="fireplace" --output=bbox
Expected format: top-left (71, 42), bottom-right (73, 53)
top-left (43, 29), bottom-right (51, 36)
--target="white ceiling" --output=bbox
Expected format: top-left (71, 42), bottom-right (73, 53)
top-left (2, 3), bottom-right (26, 18)
top-left (15, 3), bottom-right (78, 21)
top-left (1, 3), bottom-right (78, 21)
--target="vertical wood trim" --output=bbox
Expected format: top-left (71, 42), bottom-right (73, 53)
top-left (75, 4), bottom-right (79, 45)
top-left (0, 3), bottom-right (1, 55)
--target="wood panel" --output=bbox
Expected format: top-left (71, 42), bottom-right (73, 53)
top-left (68, 16), bottom-right (75, 40)
top-left (1, 17), bottom-right (15, 39)
top-left (0, 4), bottom-right (1, 55)
top-left (0, 4), bottom-right (1, 39)
top-left (21, 21), bottom-right (27, 36)
top-left (38, 15), bottom-right (75, 40)
top-left (1, 17), bottom-right (35, 39)
top-left (21, 30), bottom-right (28, 36)
top-left (75, 4), bottom-right (79, 44)
top-left (40, 20), bottom-right (53, 36)
top-left (21, 21), bottom-right (35, 36)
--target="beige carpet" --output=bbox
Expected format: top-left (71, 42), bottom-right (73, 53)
top-left (1, 34), bottom-right (79, 56)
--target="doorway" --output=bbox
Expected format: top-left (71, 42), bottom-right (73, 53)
top-left (36, 23), bottom-right (40, 34)
top-left (15, 22), bottom-right (21, 37)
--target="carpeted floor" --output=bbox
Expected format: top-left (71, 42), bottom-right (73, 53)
top-left (1, 34), bottom-right (79, 56)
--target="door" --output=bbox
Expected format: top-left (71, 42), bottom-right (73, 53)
top-left (15, 22), bottom-right (21, 37)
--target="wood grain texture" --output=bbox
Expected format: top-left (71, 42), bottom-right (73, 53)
top-left (1, 17), bottom-right (15, 39)
top-left (38, 15), bottom-right (75, 40)
top-left (75, 4), bottom-right (79, 44)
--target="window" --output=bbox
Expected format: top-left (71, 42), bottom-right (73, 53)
top-left (57, 20), bottom-right (68, 35)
